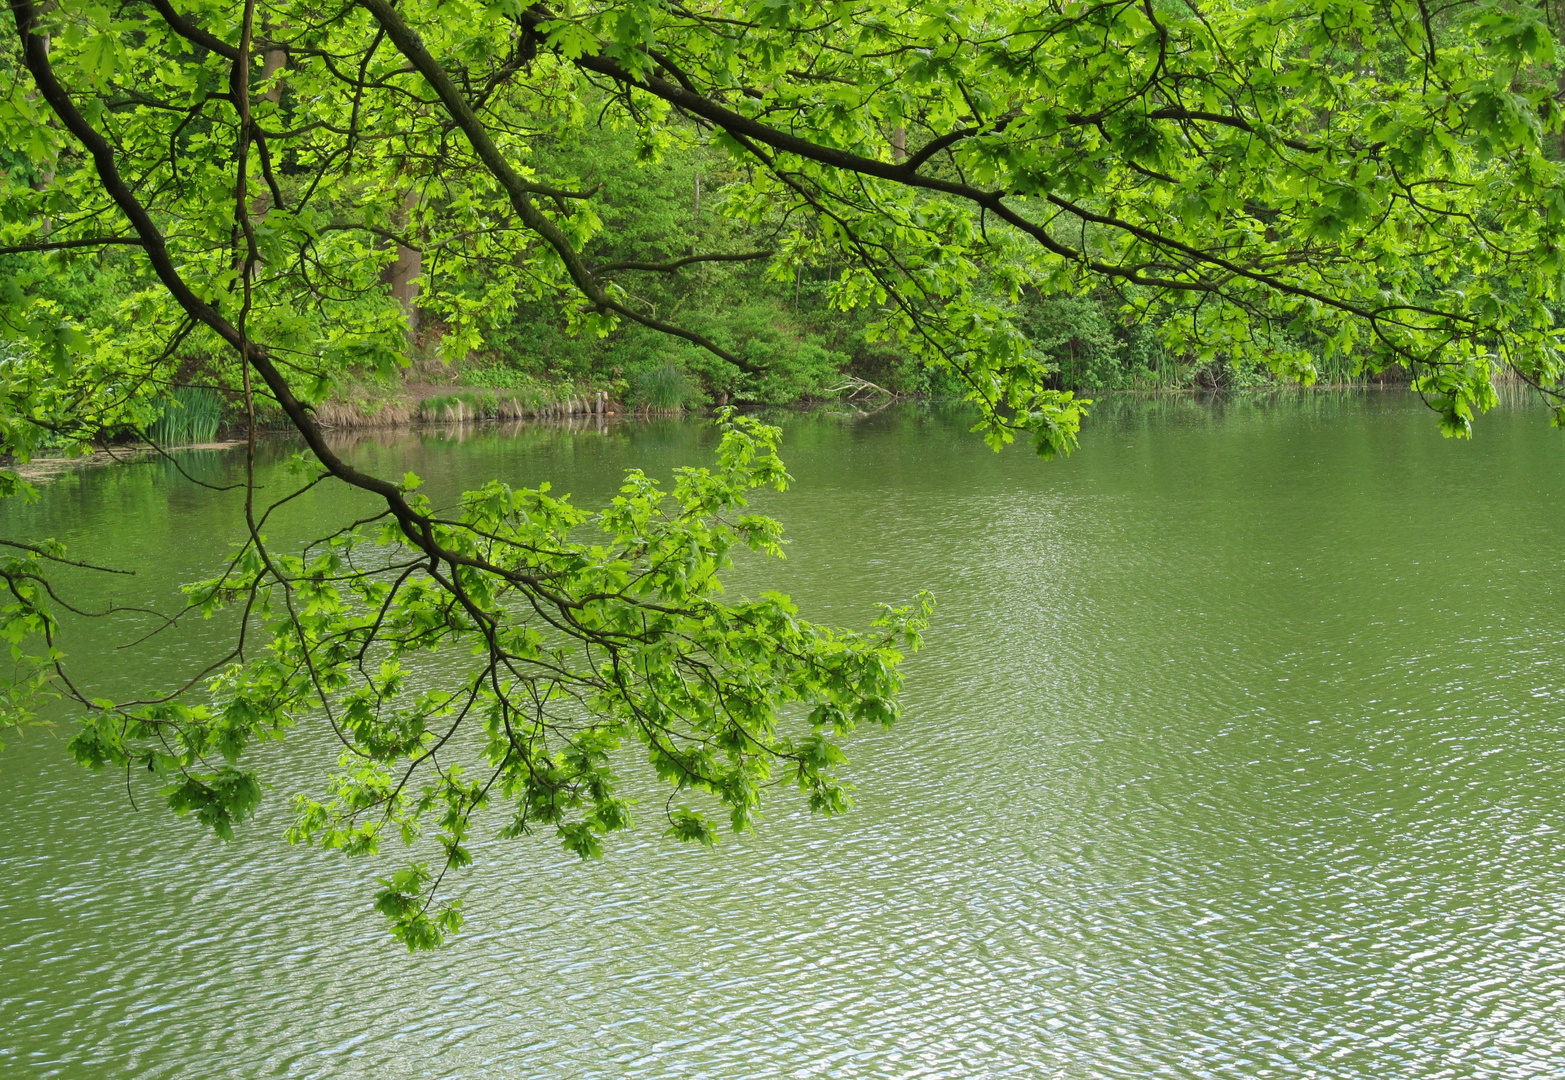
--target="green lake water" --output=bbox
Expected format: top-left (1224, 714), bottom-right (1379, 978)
top-left (2, 391), bottom-right (1563, 1077)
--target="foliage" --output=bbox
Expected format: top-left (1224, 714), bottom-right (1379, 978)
top-left (1017, 292), bottom-right (1149, 392)
top-left (0, 542), bottom-right (60, 752)
top-left (65, 413), bottom-right (932, 947)
top-left (1, 0), bottom-right (1563, 944)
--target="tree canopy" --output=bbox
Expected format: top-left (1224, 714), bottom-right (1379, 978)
top-left (2, 0), bottom-right (1563, 944)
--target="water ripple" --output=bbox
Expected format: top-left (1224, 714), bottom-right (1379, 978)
top-left (3, 394), bottom-right (1565, 1077)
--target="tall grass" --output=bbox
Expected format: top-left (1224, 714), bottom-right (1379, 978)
top-left (148, 386), bottom-right (223, 446)
top-left (629, 364), bottom-right (692, 411)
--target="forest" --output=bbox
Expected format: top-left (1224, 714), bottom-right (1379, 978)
top-left (6, 84), bottom-right (1378, 434)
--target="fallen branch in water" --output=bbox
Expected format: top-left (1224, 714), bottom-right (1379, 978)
top-left (825, 376), bottom-right (896, 401)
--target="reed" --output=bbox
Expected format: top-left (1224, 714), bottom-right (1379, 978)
top-left (418, 388), bottom-right (598, 423)
top-left (148, 386), bottom-right (223, 446)
top-left (629, 364), bottom-right (691, 412)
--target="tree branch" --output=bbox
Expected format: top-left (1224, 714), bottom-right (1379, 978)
top-left (143, 0), bottom-right (241, 60)
top-left (522, 12), bottom-right (1466, 338)
top-left (0, 539), bottom-right (135, 574)
top-left (356, 0), bottom-right (766, 375)
top-left (594, 250), bottom-right (773, 274)
top-left (0, 236), bottom-right (144, 256)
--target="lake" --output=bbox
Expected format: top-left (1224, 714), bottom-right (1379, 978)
top-left (2, 391), bottom-right (1563, 1078)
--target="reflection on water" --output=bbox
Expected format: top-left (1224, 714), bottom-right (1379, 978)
top-left (3, 390), bottom-right (1565, 1078)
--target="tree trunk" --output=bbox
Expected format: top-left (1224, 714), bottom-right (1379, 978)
top-left (247, 44), bottom-right (287, 222)
top-left (385, 188), bottom-right (421, 345)
top-left (261, 44), bottom-right (286, 104)
top-left (28, 33), bottom-right (54, 225)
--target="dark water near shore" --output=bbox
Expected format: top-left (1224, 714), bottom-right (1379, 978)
top-left (3, 391), bottom-right (1565, 1078)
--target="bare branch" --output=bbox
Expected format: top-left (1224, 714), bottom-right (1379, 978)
top-left (0, 236), bottom-right (144, 255)
top-left (594, 250), bottom-right (773, 274)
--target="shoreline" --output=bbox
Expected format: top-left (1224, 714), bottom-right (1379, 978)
top-left (16, 381), bottom-right (1537, 484)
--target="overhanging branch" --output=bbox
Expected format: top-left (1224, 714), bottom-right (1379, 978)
top-left (0, 236), bottom-right (144, 256)
top-left (594, 250), bottom-right (773, 274)
top-left (356, 0), bottom-right (766, 376)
